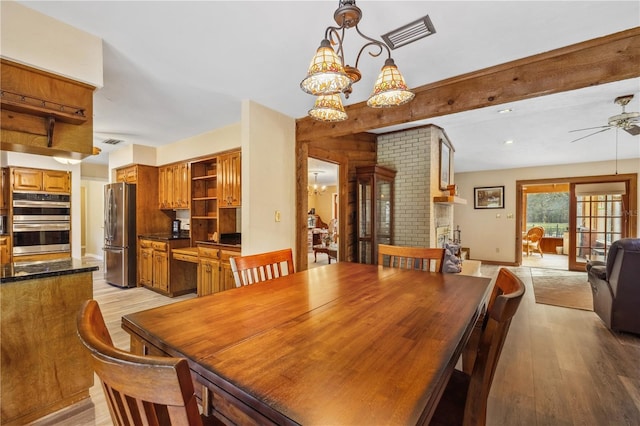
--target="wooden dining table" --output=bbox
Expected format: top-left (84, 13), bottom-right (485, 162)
top-left (122, 262), bottom-right (492, 425)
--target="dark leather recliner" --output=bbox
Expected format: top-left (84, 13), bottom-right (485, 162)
top-left (586, 238), bottom-right (640, 335)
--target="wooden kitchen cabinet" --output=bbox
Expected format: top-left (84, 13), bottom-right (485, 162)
top-left (138, 237), bottom-right (193, 297)
top-left (191, 157), bottom-right (218, 245)
top-left (153, 243), bottom-right (169, 293)
top-left (219, 150), bottom-right (241, 207)
top-left (10, 167), bottom-right (70, 193)
top-left (0, 168), bottom-right (8, 211)
top-left (115, 165), bottom-right (138, 183)
top-left (139, 241), bottom-right (154, 286)
top-left (0, 236), bottom-right (10, 264)
top-left (159, 162), bottom-right (190, 210)
top-left (197, 244), bottom-right (239, 296)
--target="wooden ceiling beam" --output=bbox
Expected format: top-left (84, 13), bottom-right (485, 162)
top-left (296, 26), bottom-right (640, 142)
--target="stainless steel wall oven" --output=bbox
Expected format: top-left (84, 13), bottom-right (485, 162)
top-left (12, 192), bottom-right (71, 256)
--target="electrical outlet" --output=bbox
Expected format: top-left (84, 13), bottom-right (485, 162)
top-left (275, 210), bottom-right (281, 222)
top-left (496, 213), bottom-right (501, 218)
top-left (507, 213), bottom-right (514, 219)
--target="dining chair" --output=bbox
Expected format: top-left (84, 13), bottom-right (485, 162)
top-left (522, 226), bottom-right (545, 257)
top-left (429, 267), bottom-right (525, 426)
top-left (230, 248), bottom-right (295, 287)
top-left (77, 299), bottom-right (218, 426)
top-left (377, 243), bottom-right (445, 272)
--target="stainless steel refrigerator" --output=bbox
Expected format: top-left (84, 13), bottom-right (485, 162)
top-left (103, 182), bottom-right (136, 287)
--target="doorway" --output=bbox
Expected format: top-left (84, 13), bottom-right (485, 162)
top-left (307, 158), bottom-right (339, 269)
top-left (521, 183), bottom-right (569, 270)
top-left (516, 173), bottom-right (637, 271)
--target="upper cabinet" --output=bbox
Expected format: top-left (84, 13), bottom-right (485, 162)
top-left (0, 168), bottom-right (8, 210)
top-left (159, 162), bottom-right (190, 210)
top-left (10, 167), bottom-right (70, 193)
top-left (115, 165), bottom-right (138, 183)
top-left (219, 151), bottom-right (241, 207)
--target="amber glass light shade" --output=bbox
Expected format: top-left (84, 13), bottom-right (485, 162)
top-left (308, 94), bottom-right (348, 122)
top-left (300, 40), bottom-right (352, 95)
top-left (367, 58), bottom-right (415, 108)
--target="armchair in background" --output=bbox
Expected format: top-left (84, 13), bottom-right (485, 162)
top-left (522, 226), bottom-right (545, 257)
top-left (587, 238), bottom-right (640, 335)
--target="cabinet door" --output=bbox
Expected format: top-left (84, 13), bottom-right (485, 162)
top-left (197, 258), bottom-right (220, 297)
top-left (139, 247), bottom-right (154, 285)
top-left (153, 251), bottom-right (169, 292)
top-left (220, 258), bottom-right (236, 291)
top-left (0, 168), bottom-right (7, 210)
top-left (175, 163), bottom-right (190, 209)
top-left (0, 236), bottom-right (10, 264)
top-left (12, 168), bottom-right (43, 191)
top-left (220, 152), bottom-right (241, 207)
top-left (158, 165), bottom-right (175, 209)
top-left (116, 166), bottom-right (137, 183)
top-left (43, 170), bottom-right (70, 193)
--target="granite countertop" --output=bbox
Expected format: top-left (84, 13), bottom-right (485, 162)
top-left (0, 258), bottom-right (99, 283)
top-left (139, 233), bottom-right (191, 241)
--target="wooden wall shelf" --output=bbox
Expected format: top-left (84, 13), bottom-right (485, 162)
top-left (433, 196), bottom-right (467, 205)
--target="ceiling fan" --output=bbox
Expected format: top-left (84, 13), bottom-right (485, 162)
top-left (569, 94), bottom-right (640, 143)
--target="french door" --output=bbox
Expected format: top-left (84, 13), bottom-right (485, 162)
top-left (568, 177), bottom-right (636, 271)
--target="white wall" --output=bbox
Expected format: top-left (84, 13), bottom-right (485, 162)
top-left (0, 0), bottom-right (103, 88)
top-left (454, 158), bottom-right (640, 263)
top-left (5, 152), bottom-right (83, 259)
top-left (81, 178), bottom-right (107, 258)
top-left (241, 100), bottom-right (296, 257)
top-left (156, 124), bottom-right (241, 166)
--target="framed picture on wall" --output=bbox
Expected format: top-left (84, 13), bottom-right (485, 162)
top-left (439, 138), bottom-right (452, 190)
top-left (474, 186), bottom-right (505, 209)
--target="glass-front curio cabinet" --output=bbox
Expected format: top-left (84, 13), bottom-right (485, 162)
top-left (356, 165), bottom-right (396, 264)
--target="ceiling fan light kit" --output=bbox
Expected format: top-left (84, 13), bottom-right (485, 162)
top-left (301, 0), bottom-right (428, 121)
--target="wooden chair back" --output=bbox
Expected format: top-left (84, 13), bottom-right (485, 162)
top-left (377, 244), bottom-right (445, 272)
top-left (230, 248), bottom-right (295, 287)
top-left (77, 300), bottom-right (203, 426)
top-left (464, 267), bottom-right (525, 425)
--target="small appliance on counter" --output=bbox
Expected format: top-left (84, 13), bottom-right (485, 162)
top-left (172, 220), bottom-right (181, 236)
top-left (219, 233), bottom-right (241, 246)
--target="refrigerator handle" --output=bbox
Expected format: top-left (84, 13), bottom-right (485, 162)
top-left (105, 187), bottom-right (114, 243)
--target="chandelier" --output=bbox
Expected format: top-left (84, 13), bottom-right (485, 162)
top-left (308, 172), bottom-right (328, 196)
top-left (301, 0), bottom-right (416, 122)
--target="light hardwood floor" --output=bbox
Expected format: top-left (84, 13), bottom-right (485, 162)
top-left (31, 260), bottom-right (640, 425)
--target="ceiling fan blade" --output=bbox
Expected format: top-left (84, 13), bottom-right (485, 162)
top-left (569, 127), bottom-right (611, 143)
top-left (623, 125), bottom-right (640, 136)
top-left (569, 125), bottom-right (611, 133)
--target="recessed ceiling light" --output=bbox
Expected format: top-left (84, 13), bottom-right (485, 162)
top-left (504, 140), bottom-right (514, 145)
top-left (498, 108), bottom-right (512, 114)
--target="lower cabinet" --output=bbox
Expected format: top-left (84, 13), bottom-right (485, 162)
top-left (197, 245), bottom-right (239, 297)
top-left (139, 238), bottom-right (195, 297)
top-left (0, 236), bottom-right (10, 264)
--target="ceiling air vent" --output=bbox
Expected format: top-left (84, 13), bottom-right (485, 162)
top-left (102, 138), bottom-right (124, 145)
top-left (381, 15), bottom-right (436, 50)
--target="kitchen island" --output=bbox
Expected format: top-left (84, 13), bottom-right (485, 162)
top-left (0, 258), bottom-right (97, 425)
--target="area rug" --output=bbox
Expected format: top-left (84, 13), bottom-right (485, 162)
top-left (530, 268), bottom-right (593, 311)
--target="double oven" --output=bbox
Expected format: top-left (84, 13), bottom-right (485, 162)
top-left (12, 192), bottom-right (71, 256)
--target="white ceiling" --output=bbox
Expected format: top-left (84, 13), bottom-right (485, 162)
top-left (15, 1), bottom-right (640, 175)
